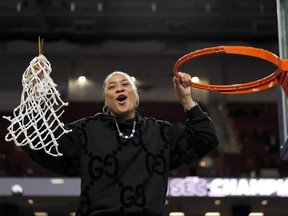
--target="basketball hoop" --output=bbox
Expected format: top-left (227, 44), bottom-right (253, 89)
top-left (174, 46), bottom-right (288, 96)
top-left (3, 37), bottom-right (71, 157)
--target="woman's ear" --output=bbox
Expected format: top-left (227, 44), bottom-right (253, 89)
top-left (136, 94), bottom-right (140, 107)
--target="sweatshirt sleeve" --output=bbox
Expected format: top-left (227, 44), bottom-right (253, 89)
top-left (21, 119), bottom-right (84, 177)
top-left (169, 104), bottom-right (219, 170)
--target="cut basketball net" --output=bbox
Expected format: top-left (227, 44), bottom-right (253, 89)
top-left (174, 46), bottom-right (288, 96)
top-left (3, 37), bottom-right (71, 157)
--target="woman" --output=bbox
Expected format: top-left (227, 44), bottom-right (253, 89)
top-left (23, 71), bottom-right (219, 216)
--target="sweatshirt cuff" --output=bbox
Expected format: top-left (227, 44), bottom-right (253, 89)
top-left (184, 104), bottom-right (206, 120)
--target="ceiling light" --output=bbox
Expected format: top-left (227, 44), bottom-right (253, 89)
top-left (205, 213), bottom-right (220, 216)
top-left (70, 2), bottom-right (76, 12)
top-left (34, 212), bottom-right (48, 216)
top-left (249, 213), bottom-right (264, 216)
top-left (191, 76), bottom-right (200, 83)
top-left (199, 160), bottom-right (207, 167)
top-left (261, 199), bottom-right (268, 206)
top-left (151, 3), bottom-right (157, 12)
top-left (199, 156), bottom-right (213, 168)
top-left (50, 178), bottom-right (65, 184)
top-left (27, 199), bottom-right (34, 205)
top-left (78, 75), bottom-right (87, 84)
top-left (169, 212), bottom-right (185, 216)
top-left (97, 3), bottom-right (103, 12)
top-left (205, 3), bottom-right (211, 12)
top-left (16, 2), bottom-right (21, 12)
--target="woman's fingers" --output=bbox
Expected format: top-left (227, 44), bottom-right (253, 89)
top-left (178, 71), bottom-right (191, 88)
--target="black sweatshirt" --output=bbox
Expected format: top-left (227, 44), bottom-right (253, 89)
top-left (23, 104), bottom-right (219, 216)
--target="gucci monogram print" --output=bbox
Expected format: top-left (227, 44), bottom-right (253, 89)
top-left (22, 106), bottom-right (218, 216)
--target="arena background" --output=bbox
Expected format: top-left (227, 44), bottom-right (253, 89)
top-left (0, 0), bottom-right (288, 216)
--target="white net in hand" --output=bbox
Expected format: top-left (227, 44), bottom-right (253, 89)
top-left (3, 54), bottom-right (71, 157)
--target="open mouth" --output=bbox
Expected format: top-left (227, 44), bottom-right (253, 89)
top-left (116, 95), bottom-right (127, 103)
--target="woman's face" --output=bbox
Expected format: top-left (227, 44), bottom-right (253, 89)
top-left (104, 72), bottom-right (138, 119)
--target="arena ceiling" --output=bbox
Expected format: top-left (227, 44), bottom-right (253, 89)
top-left (0, 0), bottom-right (278, 43)
top-left (0, 0), bottom-right (281, 109)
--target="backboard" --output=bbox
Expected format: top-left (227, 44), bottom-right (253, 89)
top-left (277, 0), bottom-right (288, 160)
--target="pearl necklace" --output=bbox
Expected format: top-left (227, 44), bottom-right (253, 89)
top-left (114, 118), bottom-right (136, 139)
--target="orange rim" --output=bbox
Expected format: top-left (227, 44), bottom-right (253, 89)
top-left (173, 46), bottom-right (288, 95)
